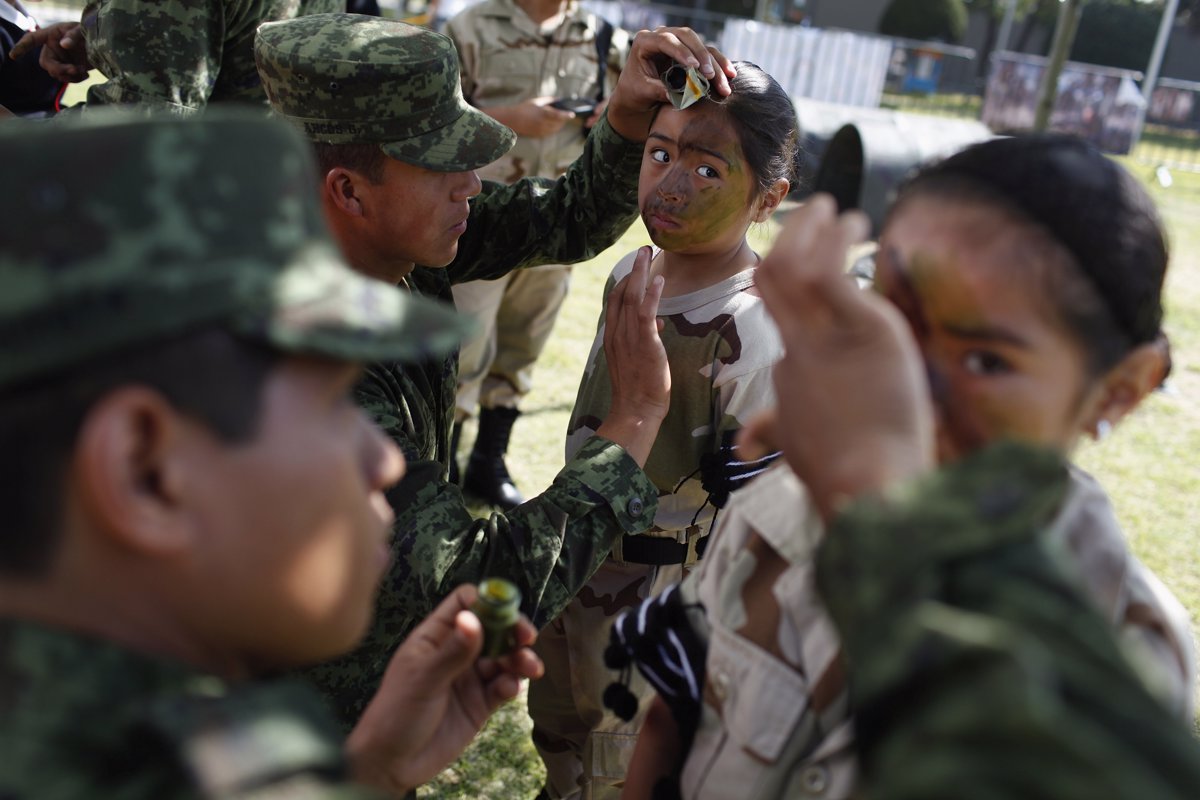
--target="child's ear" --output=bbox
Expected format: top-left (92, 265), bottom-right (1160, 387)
top-left (753, 178), bottom-right (790, 223)
top-left (1087, 338), bottom-right (1170, 438)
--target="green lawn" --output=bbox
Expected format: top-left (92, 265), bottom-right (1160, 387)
top-left (424, 166), bottom-right (1200, 798)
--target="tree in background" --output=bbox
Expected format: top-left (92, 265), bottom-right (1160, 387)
top-left (1070, 0), bottom-right (1161, 71)
top-left (1013, 0), bottom-right (1063, 52)
top-left (965, 0), bottom-right (1052, 76)
top-left (879, 0), bottom-right (970, 43)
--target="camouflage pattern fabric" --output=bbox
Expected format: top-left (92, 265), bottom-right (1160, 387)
top-left (673, 458), bottom-right (1193, 799)
top-left (447, 0), bottom-right (629, 417)
top-left (255, 13), bottom-right (515, 171)
top-left (527, 251), bottom-right (783, 799)
top-left (446, 0), bottom-right (629, 184)
top-left (0, 109), bottom-right (467, 390)
top-left (0, 619), bottom-right (380, 799)
top-left (818, 441), bottom-right (1200, 800)
top-left (292, 114), bottom-right (655, 724)
top-left (567, 252), bottom-right (783, 536)
top-left (531, 557), bottom-right (688, 800)
top-left (81, 0), bottom-right (342, 113)
top-left (678, 463), bottom-right (853, 800)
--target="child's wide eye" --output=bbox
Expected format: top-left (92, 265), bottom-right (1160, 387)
top-left (650, 148), bottom-right (670, 163)
top-left (696, 164), bottom-right (719, 179)
top-left (963, 350), bottom-right (1012, 376)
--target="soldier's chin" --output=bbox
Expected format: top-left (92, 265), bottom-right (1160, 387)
top-left (429, 241), bottom-right (460, 269)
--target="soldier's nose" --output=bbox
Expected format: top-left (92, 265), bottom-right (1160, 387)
top-left (453, 170), bottom-right (483, 201)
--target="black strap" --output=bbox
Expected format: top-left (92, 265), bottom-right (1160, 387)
top-left (619, 533), bottom-right (710, 566)
top-left (594, 17), bottom-right (614, 102)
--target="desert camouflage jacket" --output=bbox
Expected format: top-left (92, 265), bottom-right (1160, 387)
top-left (818, 442), bottom-right (1200, 800)
top-left (567, 252), bottom-right (782, 538)
top-left (447, 0), bottom-right (629, 183)
top-left (0, 619), bottom-right (376, 799)
top-left (303, 115), bottom-right (657, 727)
top-left (81, 0), bottom-right (341, 112)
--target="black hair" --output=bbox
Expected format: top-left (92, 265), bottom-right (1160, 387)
top-left (0, 329), bottom-right (280, 578)
top-left (311, 141), bottom-right (388, 184)
top-left (713, 61), bottom-right (800, 197)
top-left (889, 133), bottom-right (1168, 376)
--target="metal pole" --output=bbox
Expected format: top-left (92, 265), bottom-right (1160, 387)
top-left (754, 0), bottom-right (771, 22)
top-left (1131, 0), bottom-right (1180, 149)
top-left (1033, 0), bottom-right (1085, 131)
top-left (996, 0), bottom-right (1019, 53)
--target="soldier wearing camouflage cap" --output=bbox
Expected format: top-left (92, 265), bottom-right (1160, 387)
top-left (0, 110), bottom-right (543, 799)
top-left (11, 0), bottom-right (342, 111)
top-left (253, 12), bottom-right (738, 726)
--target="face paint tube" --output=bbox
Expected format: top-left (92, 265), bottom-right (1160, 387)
top-left (662, 64), bottom-right (709, 110)
top-left (472, 578), bottom-right (521, 659)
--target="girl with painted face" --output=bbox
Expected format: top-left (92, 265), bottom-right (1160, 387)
top-left (620, 135), bottom-right (1196, 800)
top-left (526, 62), bottom-right (797, 800)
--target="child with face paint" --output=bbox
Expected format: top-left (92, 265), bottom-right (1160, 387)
top-left (526, 62), bottom-right (797, 800)
top-left (619, 135), bottom-right (1196, 800)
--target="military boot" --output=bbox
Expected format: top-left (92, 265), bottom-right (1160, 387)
top-left (463, 406), bottom-right (525, 510)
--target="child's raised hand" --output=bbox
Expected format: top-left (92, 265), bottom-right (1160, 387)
top-left (596, 246), bottom-right (671, 467)
top-left (742, 195), bottom-right (935, 519)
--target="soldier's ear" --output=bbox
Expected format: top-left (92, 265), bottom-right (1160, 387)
top-left (323, 167), bottom-right (365, 218)
top-left (73, 387), bottom-right (196, 558)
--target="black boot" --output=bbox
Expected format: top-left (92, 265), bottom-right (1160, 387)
top-left (448, 420), bottom-right (463, 485)
top-left (463, 406), bottom-right (525, 510)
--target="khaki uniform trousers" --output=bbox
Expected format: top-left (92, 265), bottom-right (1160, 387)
top-left (529, 533), bottom-right (704, 800)
top-left (452, 263), bottom-right (572, 419)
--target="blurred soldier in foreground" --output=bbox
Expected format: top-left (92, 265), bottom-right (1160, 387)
top-left (254, 14), bottom-right (733, 725)
top-left (0, 110), bottom-right (541, 799)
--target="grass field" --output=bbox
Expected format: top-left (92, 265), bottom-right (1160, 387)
top-left (423, 167), bottom-right (1200, 798)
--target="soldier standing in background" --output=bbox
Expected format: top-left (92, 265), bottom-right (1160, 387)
top-left (10, 0), bottom-right (342, 111)
top-left (445, 0), bottom-right (629, 509)
top-left (253, 13), bottom-right (735, 727)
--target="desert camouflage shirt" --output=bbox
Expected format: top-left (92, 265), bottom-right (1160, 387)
top-left (302, 115), bottom-right (657, 727)
top-left (447, 0), bottom-right (629, 183)
top-left (0, 619), bottom-right (377, 799)
top-left (818, 442), bottom-right (1200, 800)
top-left (567, 251), bottom-right (782, 539)
top-left (81, 0), bottom-right (342, 112)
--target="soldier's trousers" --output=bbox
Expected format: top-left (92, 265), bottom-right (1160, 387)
top-left (451, 263), bottom-right (572, 420)
top-left (529, 546), bottom-right (698, 800)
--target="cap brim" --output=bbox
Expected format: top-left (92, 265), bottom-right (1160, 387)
top-left (246, 241), bottom-right (473, 364)
top-left (379, 104), bottom-right (515, 172)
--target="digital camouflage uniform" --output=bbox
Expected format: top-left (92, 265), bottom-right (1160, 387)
top-left (0, 621), bottom-right (380, 800)
top-left (819, 442), bottom-right (1200, 800)
top-left (446, 0), bottom-right (630, 419)
top-left (671, 455), bottom-right (1194, 799)
top-left (0, 111), bottom-right (468, 799)
top-left (79, 0), bottom-right (342, 112)
top-left (530, 252), bottom-right (783, 799)
top-left (253, 14), bottom-right (657, 727)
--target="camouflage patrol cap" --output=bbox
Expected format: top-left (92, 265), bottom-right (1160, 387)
top-left (0, 110), bottom-right (472, 391)
top-left (255, 13), bottom-right (516, 172)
